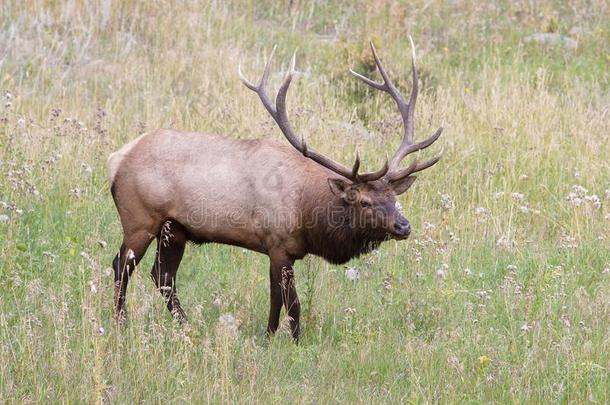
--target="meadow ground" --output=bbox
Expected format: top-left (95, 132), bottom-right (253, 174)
top-left (0, 1), bottom-right (609, 403)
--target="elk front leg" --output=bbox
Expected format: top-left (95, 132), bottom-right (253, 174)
top-left (267, 252), bottom-right (300, 342)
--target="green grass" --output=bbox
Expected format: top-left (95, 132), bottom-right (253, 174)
top-left (1, 0), bottom-right (609, 403)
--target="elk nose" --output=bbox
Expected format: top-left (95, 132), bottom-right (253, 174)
top-left (394, 217), bottom-right (411, 237)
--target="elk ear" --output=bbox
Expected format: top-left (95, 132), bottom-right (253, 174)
top-left (390, 176), bottom-right (417, 195)
top-left (328, 178), bottom-right (349, 197)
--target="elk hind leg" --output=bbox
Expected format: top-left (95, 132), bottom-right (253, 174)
top-left (113, 229), bottom-right (155, 323)
top-left (150, 220), bottom-right (187, 322)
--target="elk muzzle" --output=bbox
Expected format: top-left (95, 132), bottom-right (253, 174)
top-left (391, 215), bottom-right (411, 239)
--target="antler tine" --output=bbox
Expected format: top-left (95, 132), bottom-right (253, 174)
top-left (238, 46), bottom-right (278, 118)
top-left (384, 154), bottom-right (442, 182)
top-left (351, 149), bottom-right (361, 179)
top-left (350, 37), bottom-right (441, 180)
top-left (240, 48), bottom-right (388, 182)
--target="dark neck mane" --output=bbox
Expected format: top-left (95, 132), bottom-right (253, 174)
top-left (305, 200), bottom-right (387, 265)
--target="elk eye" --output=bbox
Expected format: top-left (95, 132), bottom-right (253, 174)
top-left (360, 200), bottom-right (371, 208)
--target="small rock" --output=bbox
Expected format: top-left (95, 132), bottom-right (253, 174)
top-left (524, 33), bottom-right (577, 49)
top-left (217, 313), bottom-right (240, 337)
top-left (345, 267), bottom-right (360, 281)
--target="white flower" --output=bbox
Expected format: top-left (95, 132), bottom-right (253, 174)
top-left (345, 267), bottom-right (360, 281)
top-left (474, 207), bottom-right (491, 223)
top-left (436, 263), bottom-right (448, 279)
top-left (439, 193), bottom-right (455, 211)
top-left (89, 281), bottom-right (97, 294)
top-left (520, 323), bottom-right (531, 332)
top-left (496, 234), bottom-right (515, 250)
top-left (511, 192), bottom-right (524, 201)
top-left (81, 163), bottom-right (93, 175)
top-left (98, 327), bottom-right (105, 336)
top-left (464, 268), bottom-right (473, 276)
top-left (584, 195), bottom-right (601, 209)
top-left (559, 232), bottom-right (578, 249)
top-left (0, 214), bottom-right (9, 223)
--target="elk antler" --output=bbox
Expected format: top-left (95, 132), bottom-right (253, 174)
top-left (238, 47), bottom-right (389, 183)
top-left (350, 37), bottom-right (442, 182)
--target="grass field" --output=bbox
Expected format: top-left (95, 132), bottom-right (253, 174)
top-left (1, 0), bottom-right (609, 403)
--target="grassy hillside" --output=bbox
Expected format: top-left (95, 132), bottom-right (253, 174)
top-left (0, 0), bottom-right (608, 403)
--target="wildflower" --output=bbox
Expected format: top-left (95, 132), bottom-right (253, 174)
top-left (439, 193), bottom-right (455, 211)
top-left (559, 232), bottom-right (578, 249)
top-left (98, 327), bottom-right (105, 336)
top-left (436, 263), bottom-right (448, 279)
top-left (0, 214), bottom-right (9, 223)
top-left (496, 234), bottom-right (515, 250)
top-left (584, 194), bottom-right (601, 209)
top-left (81, 163), bottom-right (93, 176)
top-left (423, 222), bottom-right (436, 231)
top-left (98, 240), bottom-right (107, 249)
top-left (345, 267), bottom-right (360, 281)
top-left (478, 355), bottom-right (492, 368)
top-left (464, 268), bottom-right (472, 276)
top-left (519, 174), bottom-right (528, 181)
top-left (520, 323), bottom-right (531, 332)
top-left (511, 192), bottom-right (524, 201)
top-left (70, 188), bottom-right (83, 198)
top-left (602, 268), bottom-right (609, 275)
top-left (474, 207), bottom-right (491, 224)
top-left (89, 281), bottom-right (97, 294)
top-left (493, 192), bottom-right (504, 199)
top-left (518, 205), bottom-right (529, 213)
top-left (42, 251), bottom-right (57, 262)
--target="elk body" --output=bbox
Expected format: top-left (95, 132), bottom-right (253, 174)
top-left (108, 39), bottom-right (442, 341)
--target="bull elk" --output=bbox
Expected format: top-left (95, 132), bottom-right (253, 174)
top-left (108, 38), bottom-right (442, 341)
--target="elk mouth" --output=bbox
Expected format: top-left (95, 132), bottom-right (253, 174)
top-left (390, 232), bottom-right (410, 241)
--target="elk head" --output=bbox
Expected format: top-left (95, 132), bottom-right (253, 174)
top-left (239, 37), bottom-right (442, 241)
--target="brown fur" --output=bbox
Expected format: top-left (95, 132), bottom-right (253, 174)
top-left (108, 129), bottom-right (415, 340)
top-left (109, 40), bottom-right (443, 342)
